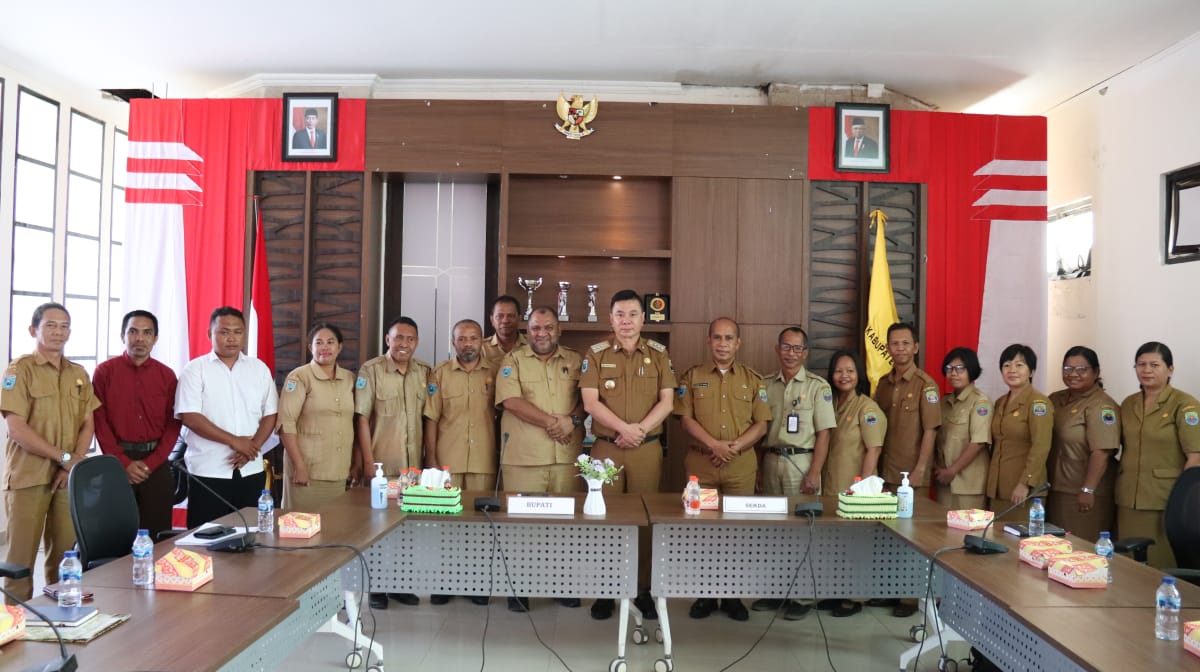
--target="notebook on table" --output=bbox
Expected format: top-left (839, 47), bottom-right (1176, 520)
top-left (25, 605), bottom-right (99, 628)
top-left (1003, 522), bottom-right (1067, 537)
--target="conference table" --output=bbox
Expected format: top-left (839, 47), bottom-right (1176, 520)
top-left (4, 489), bottom-right (405, 672)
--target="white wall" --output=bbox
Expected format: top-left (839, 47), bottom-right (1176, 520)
top-left (1047, 32), bottom-right (1200, 400)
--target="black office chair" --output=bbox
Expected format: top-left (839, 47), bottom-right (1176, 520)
top-left (68, 454), bottom-right (139, 570)
top-left (1162, 466), bottom-right (1200, 585)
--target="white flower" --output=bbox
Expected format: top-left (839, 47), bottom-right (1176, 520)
top-left (604, 458), bottom-right (615, 468)
top-left (577, 454), bottom-right (590, 465)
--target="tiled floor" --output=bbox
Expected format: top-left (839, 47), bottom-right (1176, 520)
top-left (282, 596), bottom-right (973, 671)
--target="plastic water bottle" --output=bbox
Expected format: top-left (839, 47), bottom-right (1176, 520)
top-left (257, 489), bottom-right (274, 533)
top-left (684, 475), bottom-right (702, 515)
top-left (441, 465), bottom-right (453, 489)
top-left (371, 462), bottom-right (388, 509)
top-left (1156, 576), bottom-right (1182, 640)
top-left (896, 471), bottom-right (914, 519)
top-left (132, 529), bottom-right (155, 589)
top-left (1095, 531), bottom-right (1114, 585)
top-left (58, 550), bottom-right (82, 607)
top-left (1028, 497), bottom-right (1045, 536)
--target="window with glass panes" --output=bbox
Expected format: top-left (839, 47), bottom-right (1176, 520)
top-left (65, 111), bottom-right (105, 376)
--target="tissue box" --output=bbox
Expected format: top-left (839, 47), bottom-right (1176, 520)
top-left (155, 548), bottom-right (214, 592)
top-left (700, 489), bottom-right (719, 510)
top-left (0, 604), bottom-right (24, 647)
top-left (947, 509), bottom-right (993, 531)
top-left (1019, 535), bottom-right (1074, 569)
top-left (1047, 552), bottom-right (1108, 588)
top-left (279, 512), bottom-right (322, 539)
top-left (1185, 621), bottom-right (1200, 658)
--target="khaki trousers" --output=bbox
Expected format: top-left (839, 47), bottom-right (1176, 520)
top-left (500, 464), bottom-right (581, 495)
top-left (761, 452), bottom-right (813, 496)
top-left (1047, 493), bottom-right (1114, 546)
top-left (4, 485), bottom-right (75, 602)
top-left (936, 490), bottom-right (986, 511)
top-left (685, 449), bottom-right (756, 495)
top-left (589, 437), bottom-right (662, 591)
top-left (1117, 506), bottom-right (1174, 569)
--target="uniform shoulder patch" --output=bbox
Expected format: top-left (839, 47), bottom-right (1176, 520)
top-left (502, 366), bottom-right (513, 378)
top-left (428, 383), bottom-right (438, 395)
top-left (864, 411), bottom-right (879, 426)
top-left (975, 402), bottom-right (989, 417)
top-left (821, 385), bottom-right (832, 403)
top-left (1099, 407), bottom-right (1116, 425)
top-left (677, 385), bottom-right (687, 398)
top-left (2, 374), bottom-right (15, 390)
top-left (285, 379), bottom-right (298, 392)
top-left (591, 341), bottom-right (610, 353)
top-left (1185, 409), bottom-right (1199, 427)
top-left (581, 359), bottom-right (588, 373)
top-left (355, 376), bottom-right (367, 390)
top-left (1031, 401), bottom-right (1048, 417)
top-left (758, 387), bottom-right (769, 402)
top-left (924, 388), bottom-right (939, 404)
top-left (646, 339), bottom-right (666, 352)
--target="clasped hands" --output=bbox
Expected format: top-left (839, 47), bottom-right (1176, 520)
top-left (226, 436), bottom-right (259, 469)
top-left (543, 414), bottom-right (577, 444)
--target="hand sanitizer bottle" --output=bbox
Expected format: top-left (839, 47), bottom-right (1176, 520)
top-left (371, 462), bottom-right (388, 509)
top-left (896, 471), bottom-right (914, 519)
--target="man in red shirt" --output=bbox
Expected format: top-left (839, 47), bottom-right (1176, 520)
top-left (93, 310), bottom-right (181, 537)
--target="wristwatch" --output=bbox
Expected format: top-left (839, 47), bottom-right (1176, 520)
top-left (59, 452), bottom-right (72, 468)
top-left (1080, 486), bottom-right (1095, 494)
top-left (571, 415), bottom-right (584, 428)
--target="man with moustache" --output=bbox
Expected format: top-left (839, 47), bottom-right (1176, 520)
top-left (482, 296), bottom-right (527, 370)
top-left (93, 310), bottom-right (181, 539)
top-left (355, 315), bottom-right (430, 609)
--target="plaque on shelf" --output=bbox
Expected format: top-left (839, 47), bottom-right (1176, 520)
top-left (644, 293), bottom-right (670, 323)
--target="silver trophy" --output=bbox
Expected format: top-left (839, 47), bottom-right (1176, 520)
top-left (517, 276), bottom-right (542, 320)
top-left (557, 281), bottom-right (571, 321)
top-left (586, 284), bottom-right (599, 322)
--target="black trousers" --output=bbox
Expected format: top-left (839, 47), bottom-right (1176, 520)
top-left (132, 464), bottom-right (175, 538)
top-left (186, 469), bottom-right (267, 529)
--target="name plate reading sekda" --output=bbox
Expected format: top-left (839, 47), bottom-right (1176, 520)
top-left (722, 496), bottom-right (788, 514)
top-left (507, 495), bottom-right (575, 515)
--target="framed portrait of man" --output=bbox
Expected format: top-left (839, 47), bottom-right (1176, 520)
top-left (834, 102), bottom-right (889, 173)
top-left (282, 92), bottom-right (338, 162)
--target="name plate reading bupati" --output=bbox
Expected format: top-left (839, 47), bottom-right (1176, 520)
top-left (507, 496), bottom-right (575, 515)
top-left (722, 496), bottom-right (788, 514)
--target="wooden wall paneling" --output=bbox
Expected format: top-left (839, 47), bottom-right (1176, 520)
top-left (662, 322), bottom-right (709, 492)
top-left (310, 172), bottom-right (365, 370)
top-left (507, 176), bottom-right (671, 251)
top-left (300, 173), bottom-right (314, 344)
top-left (503, 256), bottom-right (669, 321)
top-left (259, 172), bottom-right (309, 385)
top-left (736, 323), bottom-right (789, 380)
top-left (380, 174), bottom-right (406, 334)
top-left (673, 106), bottom-right (807, 179)
top-left (865, 182), bottom-right (922, 335)
top-left (365, 100), bottom-right (503, 173)
top-left (360, 173), bottom-right (384, 361)
top-left (735, 179), bottom-right (806, 325)
top-left (807, 181), bottom-right (864, 373)
top-left (670, 177), bottom-right (738, 323)
top-left (501, 101), bottom-right (673, 176)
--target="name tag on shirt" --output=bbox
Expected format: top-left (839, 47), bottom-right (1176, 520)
top-left (722, 496), bottom-right (788, 514)
top-left (507, 495), bottom-right (574, 515)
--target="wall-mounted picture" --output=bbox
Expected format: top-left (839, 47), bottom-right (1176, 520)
top-left (1164, 163), bottom-right (1200, 264)
top-left (835, 102), bottom-right (889, 173)
top-left (282, 92), bottom-right (338, 162)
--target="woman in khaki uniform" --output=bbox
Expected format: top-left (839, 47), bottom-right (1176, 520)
top-left (987, 344), bottom-right (1054, 521)
top-left (822, 350), bottom-right (886, 618)
top-left (1047, 346), bottom-right (1119, 543)
top-left (1117, 342), bottom-right (1200, 569)
top-left (279, 323), bottom-right (356, 511)
top-left (933, 347), bottom-right (992, 510)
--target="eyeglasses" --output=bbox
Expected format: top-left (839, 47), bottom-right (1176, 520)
top-left (943, 365), bottom-right (967, 374)
top-left (1062, 366), bottom-right (1092, 375)
top-left (778, 344), bottom-right (808, 353)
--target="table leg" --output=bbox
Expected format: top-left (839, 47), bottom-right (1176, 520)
top-left (654, 596), bottom-right (674, 671)
top-left (318, 590), bottom-right (385, 669)
top-left (896, 596), bottom-right (964, 671)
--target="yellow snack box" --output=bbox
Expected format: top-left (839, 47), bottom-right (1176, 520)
top-left (1018, 535), bottom-right (1074, 569)
top-left (0, 604), bottom-right (25, 647)
top-left (155, 548), bottom-right (214, 592)
top-left (278, 512), bottom-right (322, 539)
top-left (1184, 621), bottom-right (1200, 659)
top-left (1047, 551), bottom-right (1108, 589)
top-left (946, 509), bottom-right (993, 531)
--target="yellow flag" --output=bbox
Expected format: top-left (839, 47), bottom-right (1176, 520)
top-left (865, 209), bottom-right (898, 394)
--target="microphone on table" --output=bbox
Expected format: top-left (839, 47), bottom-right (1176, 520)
top-left (0, 562), bottom-right (78, 672)
top-left (173, 463), bottom-right (258, 553)
top-left (475, 432), bottom-right (509, 512)
top-left (964, 481), bottom-right (1051, 555)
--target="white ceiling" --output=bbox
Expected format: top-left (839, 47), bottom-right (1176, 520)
top-left (4, 0), bottom-right (1200, 113)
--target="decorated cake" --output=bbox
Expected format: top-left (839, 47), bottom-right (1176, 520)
top-left (1018, 535), bottom-right (1074, 569)
top-left (1047, 551), bottom-right (1108, 588)
top-left (1185, 621), bottom-right (1200, 659)
top-left (836, 492), bottom-right (898, 519)
top-left (278, 512), bottom-right (321, 539)
top-left (946, 509), bottom-right (993, 531)
top-left (0, 604), bottom-right (24, 647)
top-left (155, 548), bottom-right (214, 591)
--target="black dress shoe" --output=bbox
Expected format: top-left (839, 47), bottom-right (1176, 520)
top-left (892, 601), bottom-right (919, 618)
top-left (831, 600), bottom-right (863, 617)
top-left (507, 596), bottom-right (530, 612)
top-left (430, 594), bottom-right (451, 605)
top-left (590, 598), bottom-right (615, 620)
top-left (783, 601), bottom-right (812, 620)
top-left (633, 591), bottom-right (658, 620)
top-left (368, 593), bottom-right (388, 610)
top-left (721, 598), bottom-right (749, 621)
top-left (751, 598), bottom-right (783, 611)
top-left (866, 598), bottom-right (898, 607)
top-left (388, 593), bottom-right (420, 606)
top-left (470, 596), bottom-right (491, 606)
top-left (688, 598), bottom-right (716, 619)
top-left (817, 598), bottom-right (841, 610)
top-left (557, 597), bottom-right (581, 608)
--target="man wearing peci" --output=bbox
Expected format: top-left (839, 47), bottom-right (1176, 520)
top-left (1, 302), bottom-right (100, 601)
top-left (844, 117), bottom-right (879, 159)
top-left (355, 315), bottom-right (431, 610)
top-left (175, 306), bottom-right (278, 529)
top-left (580, 288), bottom-right (676, 621)
top-left (292, 107), bottom-right (327, 149)
top-left (93, 309), bottom-right (181, 539)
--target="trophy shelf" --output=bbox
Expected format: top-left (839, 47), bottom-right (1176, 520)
top-left (505, 246), bottom-right (672, 259)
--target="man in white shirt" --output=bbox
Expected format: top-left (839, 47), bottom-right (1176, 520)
top-left (176, 306), bottom-right (278, 527)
